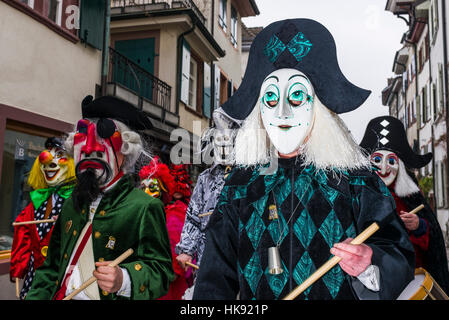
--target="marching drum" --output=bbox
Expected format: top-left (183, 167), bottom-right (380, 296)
top-left (397, 268), bottom-right (449, 300)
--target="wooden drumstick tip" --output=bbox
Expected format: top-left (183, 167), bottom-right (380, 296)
top-left (409, 204), bottom-right (425, 215)
top-left (186, 261), bottom-right (199, 270)
top-left (12, 219), bottom-right (56, 226)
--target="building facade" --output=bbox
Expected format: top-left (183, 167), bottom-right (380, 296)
top-left (0, 0), bottom-right (108, 298)
top-left (383, 0), bottom-right (449, 248)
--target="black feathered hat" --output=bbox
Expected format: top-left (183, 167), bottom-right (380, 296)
top-left (221, 18), bottom-right (371, 120)
top-left (81, 95), bottom-right (153, 131)
top-left (359, 116), bottom-right (432, 169)
top-left (45, 137), bottom-right (65, 150)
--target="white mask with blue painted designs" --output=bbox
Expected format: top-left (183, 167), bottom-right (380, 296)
top-left (259, 68), bottom-right (315, 155)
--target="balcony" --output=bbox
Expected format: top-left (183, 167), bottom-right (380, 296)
top-left (111, 0), bottom-right (206, 26)
top-left (108, 47), bottom-right (180, 128)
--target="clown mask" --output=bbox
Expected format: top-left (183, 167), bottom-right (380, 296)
top-left (73, 118), bottom-right (123, 187)
top-left (370, 150), bottom-right (399, 187)
top-left (140, 177), bottom-right (164, 198)
top-left (38, 147), bottom-right (70, 186)
top-left (259, 69), bottom-right (315, 155)
top-left (212, 129), bottom-right (235, 165)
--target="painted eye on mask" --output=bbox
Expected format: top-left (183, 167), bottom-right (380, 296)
top-left (388, 157), bottom-right (397, 166)
top-left (371, 155), bottom-right (382, 164)
top-left (288, 83), bottom-right (311, 107)
top-left (262, 84), bottom-right (280, 108)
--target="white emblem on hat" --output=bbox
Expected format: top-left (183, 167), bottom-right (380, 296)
top-left (380, 120), bottom-right (390, 127)
top-left (380, 137), bottom-right (389, 145)
top-left (380, 129), bottom-right (389, 136)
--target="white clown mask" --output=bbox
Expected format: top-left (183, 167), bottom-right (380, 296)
top-left (259, 69), bottom-right (315, 155)
top-left (38, 147), bottom-right (70, 187)
top-left (370, 150), bottom-right (399, 187)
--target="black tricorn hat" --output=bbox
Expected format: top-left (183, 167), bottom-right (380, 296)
top-left (81, 95), bottom-right (153, 130)
top-left (221, 18), bottom-right (371, 120)
top-left (359, 116), bottom-right (432, 169)
top-left (45, 137), bottom-right (65, 150)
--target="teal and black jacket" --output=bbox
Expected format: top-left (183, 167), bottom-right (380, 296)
top-left (193, 157), bottom-right (415, 300)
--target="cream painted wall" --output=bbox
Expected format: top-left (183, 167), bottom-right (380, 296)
top-left (0, 2), bottom-right (102, 125)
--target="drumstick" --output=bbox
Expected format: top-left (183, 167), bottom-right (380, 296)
top-left (409, 204), bottom-right (425, 215)
top-left (12, 219), bottom-right (56, 226)
top-left (198, 211), bottom-right (213, 218)
top-left (283, 222), bottom-right (380, 300)
top-left (63, 248), bottom-right (134, 300)
top-left (186, 261), bottom-right (199, 270)
top-left (15, 278), bottom-right (20, 298)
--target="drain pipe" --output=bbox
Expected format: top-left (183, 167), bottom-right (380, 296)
top-left (101, 0), bottom-right (111, 96)
top-left (442, 0), bottom-right (449, 208)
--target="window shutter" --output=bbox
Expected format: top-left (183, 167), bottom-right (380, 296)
top-left (203, 62), bottom-right (212, 118)
top-left (79, 0), bottom-right (106, 50)
top-left (180, 40), bottom-right (191, 105)
top-left (214, 64), bottom-right (221, 110)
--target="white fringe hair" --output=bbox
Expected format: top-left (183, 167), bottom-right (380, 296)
top-left (234, 96), bottom-right (371, 171)
top-left (64, 119), bottom-right (150, 174)
top-left (394, 158), bottom-right (421, 197)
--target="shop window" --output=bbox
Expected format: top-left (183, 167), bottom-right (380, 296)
top-left (0, 128), bottom-right (48, 250)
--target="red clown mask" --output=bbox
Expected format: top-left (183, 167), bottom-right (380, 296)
top-left (73, 118), bottom-right (123, 186)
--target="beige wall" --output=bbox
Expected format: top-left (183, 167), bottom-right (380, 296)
top-left (0, 2), bottom-right (102, 125)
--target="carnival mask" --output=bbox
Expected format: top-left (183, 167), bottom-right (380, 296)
top-left (73, 118), bottom-right (123, 186)
top-left (38, 147), bottom-right (70, 186)
top-left (212, 129), bottom-right (235, 165)
top-left (370, 150), bottom-right (399, 187)
top-left (259, 68), bottom-right (315, 155)
top-left (140, 177), bottom-right (163, 198)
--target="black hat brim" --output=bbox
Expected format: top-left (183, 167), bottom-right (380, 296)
top-left (81, 95), bottom-right (153, 131)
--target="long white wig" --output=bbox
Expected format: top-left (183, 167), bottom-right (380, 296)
top-left (64, 119), bottom-right (149, 174)
top-left (394, 158), bottom-right (421, 197)
top-left (234, 96), bottom-right (370, 171)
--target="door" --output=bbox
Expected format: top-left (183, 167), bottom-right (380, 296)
top-left (114, 38), bottom-right (156, 101)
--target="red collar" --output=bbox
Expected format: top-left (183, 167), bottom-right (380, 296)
top-left (101, 170), bottom-right (124, 191)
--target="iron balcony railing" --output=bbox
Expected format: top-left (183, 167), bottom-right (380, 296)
top-left (111, 0), bottom-right (206, 26)
top-left (109, 47), bottom-right (171, 111)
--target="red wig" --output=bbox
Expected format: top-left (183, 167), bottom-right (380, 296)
top-left (169, 163), bottom-right (192, 200)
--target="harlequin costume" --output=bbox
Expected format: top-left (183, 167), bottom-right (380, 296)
top-left (10, 137), bottom-right (76, 299)
top-left (25, 96), bottom-right (174, 300)
top-left (139, 159), bottom-right (191, 300)
top-left (360, 115), bottom-right (449, 294)
top-left (193, 19), bottom-right (415, 300)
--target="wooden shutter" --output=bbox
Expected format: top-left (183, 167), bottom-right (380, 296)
top-left (180, 40), bottom-right (191, 105)
top-left (79, 0), bottom-right (106, 50)
top-left (203, 62), bottom-right (212, 118)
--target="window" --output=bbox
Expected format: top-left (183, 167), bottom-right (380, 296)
top-left (230, 6), bottom-right (238, 47)
top-left (430, 0), bottom-right (439, 41)
top-left (20, 0), bottom-right (34, 8)
top-left (219, 0), bottom-right (227, 32)
top-left (48, 0), bottom-right (63, 26)
top-left (421, 86), bottom-right (428, 124)
top-left (432, 83), bottom-right (437, 120)
top-left (188, 58), bottom-right (198, 109)
top-left (0, 126), bottom-right (49, 250)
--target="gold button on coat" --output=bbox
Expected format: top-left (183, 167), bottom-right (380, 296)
top-left (99, 210), bottom-right (106, 216)
top-left (94, 231), bottom-right (101, 239)
top-left (98, 257), bottom-right (105, 262)
top-left (81, 209), bottom-right (86, 214)
top-left (102, 290), bottom-right (109, 296)
top-left (139, 285), bottom-right (146, 293)
top-left (134, 263), bottom-right (142, 271)
top-left (72, 230), bottom-right (77, 236)
top-left (41, 246), bottom-right (48, 257)
top-left (64, 253), bottom-right (68, 259)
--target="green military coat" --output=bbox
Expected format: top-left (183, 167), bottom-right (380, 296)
top-left (26, 175), bottom-right (174, 300)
